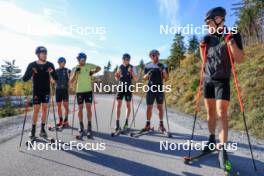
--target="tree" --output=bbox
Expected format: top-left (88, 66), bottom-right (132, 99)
top-left (139, 59), bottom-right (145, 71)
top-left (232, 0), bottom-right (264, 45)
top-left (168, 33), bottom-right (186, 69)
top-left (104, 61), bottom-right (112, 72)
top-left (113, 65), bottom-right (119, 72)
top-left (0, 60), bottom-right (21, 85)
top-left (188, 35), bottom-right (199, 54)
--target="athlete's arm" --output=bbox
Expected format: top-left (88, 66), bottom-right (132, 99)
top-left (130, 67), bottom-right (138, 81)
top-left (228, 38), bottom-right (244, 64)
top-left (143, 68), bottom-right (150, 80)
top-left (22, 63), bottom-right (33, 82)
top-left (70, 67), bottom-right (80, 84)
top-left (114, 68), bottom-right (121, 81)
top-left (49, 64), bottom-right (58, 81)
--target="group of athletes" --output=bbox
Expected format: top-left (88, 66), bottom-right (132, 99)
top-left (22, 6), bottom-right (245, 170)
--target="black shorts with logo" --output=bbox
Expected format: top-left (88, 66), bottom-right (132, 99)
top-left (203, 78), bottom-right (230, 101)
top-left (77, 91), bottom-right (93, 105)
top-left (146, 91), bottom-right (164, 105)
top-left (33, 93), bottom-right (50, 105)
top-left (116, 91), bottom-right (132, 102)
top-left (56, 89), bottom-right (69, 102)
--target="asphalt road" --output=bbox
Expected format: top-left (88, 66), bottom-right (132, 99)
top-left (0, 94), bottom-right (263, 176)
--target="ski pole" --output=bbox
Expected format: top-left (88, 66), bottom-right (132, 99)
top-left (19, 96), bottom-right (29, 149)
top-left (71, 72), bottom-right (79, 135)
top-left (160, 66), bottom-right (171, 135)
top-left (225, 34), bottom-right (257, 171)
top-left (93, 93), bottom-right (99, 132)
top-left (187, 44), bottom-right (207, 158)
top-left (109, 92), bottom-right (117, 128)
top-left (131, 95), bottom-right (136, 127)
top-left (71, 95), bottom-right (77, 135)
top-left (45, 102), bottom-right (51, 130)
top-left (51, 86), bottom-right (59, 141)
top-left (164, 93), bottom-right (171, 134)
top-left (129, 92), bottom-right (144, 129)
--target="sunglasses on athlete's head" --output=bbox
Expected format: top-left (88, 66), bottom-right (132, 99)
top-left (150, 54), bottom-right (159, 58)
top-left (205, 19), bottom-right (214, 25)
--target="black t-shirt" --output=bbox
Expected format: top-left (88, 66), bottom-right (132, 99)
top-left (204, 31), bottom-right (243, 80)
top-left (119, 64), bottom-right (133, 86)
top-left (55, 68), bottom-right (71, 90)
top-left (144, 63), bottom-right (165, 86)
top-left (22, 61), bottom-right (57, 95)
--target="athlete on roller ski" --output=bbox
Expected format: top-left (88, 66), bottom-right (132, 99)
top-left (70, 52), bottom-right (101, 139)
top-left (112, 53), bottom-right (138, 136)
top-left (22, 46), bottom-right (58, 142)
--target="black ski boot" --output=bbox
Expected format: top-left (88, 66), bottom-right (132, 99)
top-left (202, 134), bottom-right (216, 154)
top-left (29, 129), bottom-right (36, 140)
top-left (158, 122), bottom-right (166, 133)
top-left (87, 122), bottom-right (93, 139)
top-left (39, 128), bottom-right (48, 138)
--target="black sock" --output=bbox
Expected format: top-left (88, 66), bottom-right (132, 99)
top-left (125, 118), bottom-right (128, 125)
top-left (80, 121), bottom-right (84, 130)
top-left (32, 124), bottom-right (36, 134)
top-left (41, 123), bottom-right (45, 130)
top-left (88, 121), bottom-right (92, 130)
top-left (59, 117), bottom-right (63, 122)
top-left (146, 121), bottom-right (150, 126)
top-left (116, 120), bottom-right (120, 128)
top-left (64, 116), bottom-right (68, 121)
top-left (209, 134), bottom-right (216, 143)
top-left (159, 121), bottom-right (163, 126)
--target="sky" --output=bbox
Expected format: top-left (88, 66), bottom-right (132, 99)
top-left (0, 0), bottom-right (239, 75)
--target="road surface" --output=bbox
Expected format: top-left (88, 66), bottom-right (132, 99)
top-left (0, 94), bottom-right (263, 176)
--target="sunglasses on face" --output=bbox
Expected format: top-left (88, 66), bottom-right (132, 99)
top-left (150, 54), bottom-right (158, 57)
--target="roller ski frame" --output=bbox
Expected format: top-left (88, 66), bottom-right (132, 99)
top-left (183, 149), bottom-right (216, 164)
top-left (130, 127), bottom-right (154, 138)
top-left (111, 128), bottom-right (129, 137)
top-left (26, 136), bottom-right (55, 147)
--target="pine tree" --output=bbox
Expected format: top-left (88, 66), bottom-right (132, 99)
top-left (188, 35), bottom-right (199, 54)
top-left (168, 33), bottom-right (186, 69)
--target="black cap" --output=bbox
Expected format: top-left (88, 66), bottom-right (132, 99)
top-left (204, 7), bottom-right (226, 21)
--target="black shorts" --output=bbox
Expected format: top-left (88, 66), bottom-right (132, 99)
top-left (203, 78), bottom-right (230, 101)
top-left (146, 91), bottom-right (164, 105)
top-left (77, 91), bottom-right (93, 105)
top-left (116, 92), bottom-right (132, 102)
top-left (56, 89), bottom-right (69, 102)
top-left (33, 93), bottom-right (50, 105)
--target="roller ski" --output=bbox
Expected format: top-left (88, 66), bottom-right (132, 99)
top-left (26, 131), bottom-right (37, 147)
top-left (76, 129), bottom-right (85, 140)
top-left (87, 129), bottom-right (94, 139)
top-left (130, 124), bottom-right (154, 138)
top-left (48, 119), bottom-right (69, 131)
top-left (184, 137), bottom-right (217, 164)
top-left (158, 123), bottom-right (172, 138)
